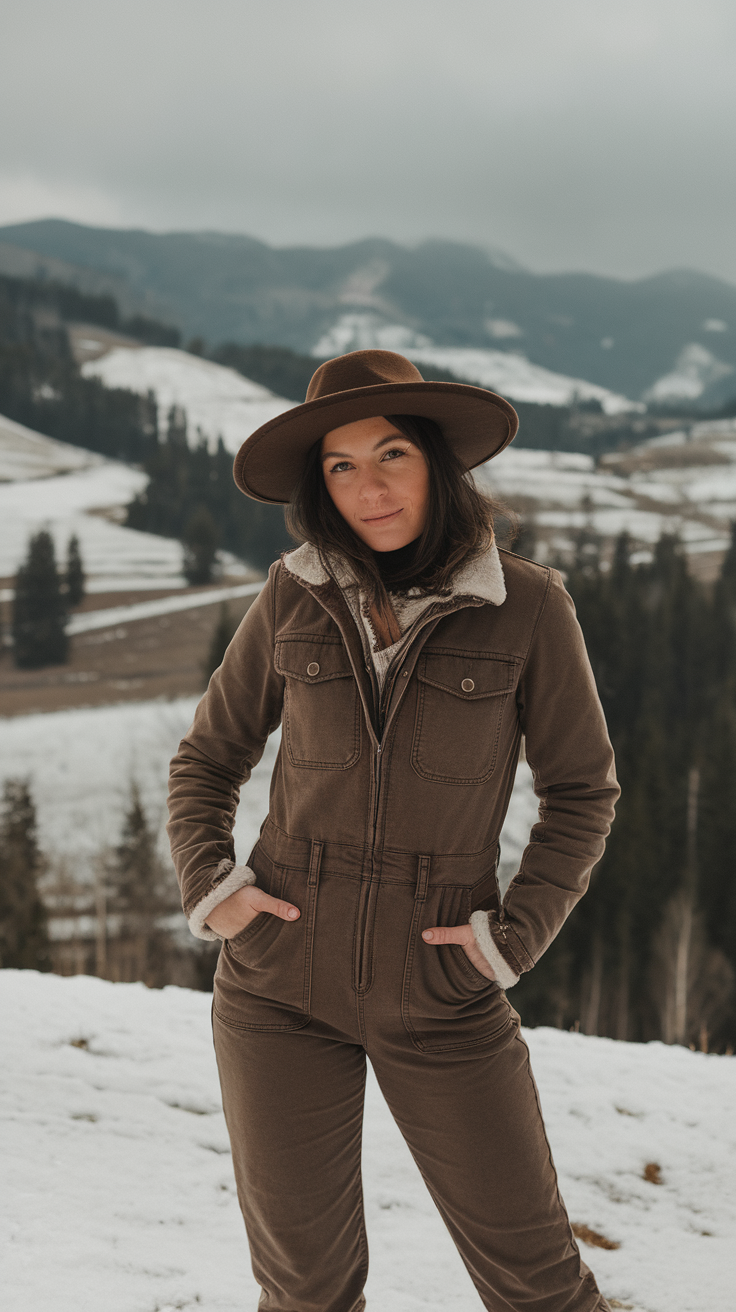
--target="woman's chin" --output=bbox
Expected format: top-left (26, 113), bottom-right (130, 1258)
top-left (357, 521), bottom-right (420, 553)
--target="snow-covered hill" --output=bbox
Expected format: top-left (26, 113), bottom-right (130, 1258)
top-left (312, 314), bottom-right (641, 414)
top-left (483, 418), bottom-right (736, 562)
top-left (0, 413), bottom-right (254, 588)
top-left (1, 970), bottom-right (732, 1312)
top-left (82, 347), bottom-right (294, 455)
top-left (0, 413), bottom-right (103, 481)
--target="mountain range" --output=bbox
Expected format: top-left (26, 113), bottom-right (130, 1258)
top-left (1, 219), bottom-right (735, 409)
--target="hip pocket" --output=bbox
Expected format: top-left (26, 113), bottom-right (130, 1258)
top-left (401, 875), bottom-right (513, 1054)
top-left (214, 841), bottom-right (322, 1032)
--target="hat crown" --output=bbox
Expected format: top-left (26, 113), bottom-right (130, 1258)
top-left (306, 349), bottom-right (424, 402)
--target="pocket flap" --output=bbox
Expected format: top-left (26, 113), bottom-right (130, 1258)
top-left (275, 637), bottom-right (354, 683)
top-left (417, 651), bottom-right (517, 699)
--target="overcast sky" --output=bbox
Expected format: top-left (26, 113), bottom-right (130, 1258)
top-left (2, 0), bottom-right (735, 283)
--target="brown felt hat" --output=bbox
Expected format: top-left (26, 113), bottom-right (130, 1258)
top-left (233, 349), bottom-right (518, 503)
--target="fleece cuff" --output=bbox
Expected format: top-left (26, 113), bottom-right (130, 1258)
top-left (469, 911), bottom-right (520, 990)
top-left (187, 860), bottom-right (258, 941)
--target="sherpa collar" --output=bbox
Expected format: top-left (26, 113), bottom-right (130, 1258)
top-left (281, 539), bottom-right (507, 608)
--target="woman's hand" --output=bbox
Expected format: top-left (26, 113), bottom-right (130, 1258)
top-left (422, 923), bottom-right (496, 980)
top-left (205, 885), bottom-right (300, 939)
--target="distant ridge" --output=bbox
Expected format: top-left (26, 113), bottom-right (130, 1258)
top-left (1, 218), bottom-right (735, 407)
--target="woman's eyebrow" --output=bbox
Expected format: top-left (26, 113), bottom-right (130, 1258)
top-left (321, 435), bottom-right (407, 460)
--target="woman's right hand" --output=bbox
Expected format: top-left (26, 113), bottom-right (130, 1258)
top-left (205, 884), bottom-right (301, 939)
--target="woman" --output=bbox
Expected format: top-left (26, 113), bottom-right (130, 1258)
top-left (167, 349), bottom-right (619, 1312)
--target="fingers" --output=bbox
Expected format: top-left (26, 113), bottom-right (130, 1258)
top-left (422, 924), bottom-right (473, 946)
top-left (248, 886), bottom-right (300, 920)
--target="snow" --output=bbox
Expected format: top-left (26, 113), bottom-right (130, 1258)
top-left (478, 444), bottom-right (734, 557)
top-left (644, 344), bottom-right (734, 404)
top-left (0, 459), bottom-right (188, 585)
top-left (1, 969), bottom-right (733, 1312)
top-left (0, 415), bottom-right (254, 587)
top-left (82, 347), bottom-right (295, 455)
top-left (407, 347), bottom-right (641, 415)
top-left (0, 412), bottom-right (103, 481)
top-left (67, 581), bottom-right (264, 637)
top-left (478, 448), bottom-right (632, 509)
top-left (309, 314), bottom-right (641, 414)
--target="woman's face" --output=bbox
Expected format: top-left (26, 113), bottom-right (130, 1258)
top-left (320, 416), bottom-right (430, 552)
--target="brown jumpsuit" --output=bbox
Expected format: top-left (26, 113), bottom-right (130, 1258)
top-left (167, 543), bottom-right (619, 1311)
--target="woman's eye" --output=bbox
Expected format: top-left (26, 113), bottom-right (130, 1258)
top-left (382, 447), bottom-right (406, 461)
top-left (329, 461), bottom-right (352, 474)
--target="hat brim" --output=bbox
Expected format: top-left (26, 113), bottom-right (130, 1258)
top-left (233, 380), bottom-right (518, 503)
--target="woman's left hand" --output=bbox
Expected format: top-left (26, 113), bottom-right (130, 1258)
top-left (422, 923), bottom-right (496, 980)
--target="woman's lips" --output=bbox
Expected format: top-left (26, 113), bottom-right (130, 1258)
top-left (361, 508), bottom-right (403, 524)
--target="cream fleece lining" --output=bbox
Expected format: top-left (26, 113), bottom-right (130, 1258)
top-left (188, 860), bottom-right (257, 941)
top-left (469, 911), bottom-right (520, 989)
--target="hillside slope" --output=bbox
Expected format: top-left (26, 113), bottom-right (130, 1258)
top-left (2, 220), bottom-right (735, 405)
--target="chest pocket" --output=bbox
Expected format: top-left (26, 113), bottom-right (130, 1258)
top-left (275, 637), bottom-right (361, 769)
top-left (412, 650), bottom-right (518, 784)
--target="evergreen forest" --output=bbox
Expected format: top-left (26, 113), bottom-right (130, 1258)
top-left (124, 406), bottom-right (291, 575)
top-left (514, 528), bottom-right (736, 1050)
top-left (0, 273), bottom-right (160, 462)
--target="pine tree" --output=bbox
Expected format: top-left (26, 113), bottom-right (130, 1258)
top-left (202, 602), bottom-right (237, 685)
top-left (64, 534), bottom-right (85, 607)
top-left (183, 505), bottom-right (219, 586)
top-left (107, 782), bottom-right (178, 986)
top-left (0, 778), bottom-right (51, 970)
top-left (12, 530), bottom-right (68, 668)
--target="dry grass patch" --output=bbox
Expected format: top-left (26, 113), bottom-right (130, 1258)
top-left (643, 1161), bottom-right (663, 1185)
top-left (571, 1222), bottom-right (621, 1251)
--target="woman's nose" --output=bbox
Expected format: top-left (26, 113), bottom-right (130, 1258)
top-left (358, 469), bottom-right (388, 501)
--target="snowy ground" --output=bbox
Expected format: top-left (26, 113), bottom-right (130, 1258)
top-left (82, 347), bottom-right (294, 455)
top-left (0, 695), bottom-right (536, 886)
top-left (66, 581), bottom-right (264, 637)
top-left (2, 970), bottom-right (733, 1312)
top-left (0, 417), bottom-right (250, 586)
top-left (0, 458), bottom-right (186, 585)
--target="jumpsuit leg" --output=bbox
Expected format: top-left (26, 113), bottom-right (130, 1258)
top-left (370, 1031), bottom-right (610, 1312)
top-left (213, 1016), bottom-right (369, 1312)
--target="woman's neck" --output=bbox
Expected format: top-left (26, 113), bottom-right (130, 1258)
top-left (372, 535), bottom-right (423, 591)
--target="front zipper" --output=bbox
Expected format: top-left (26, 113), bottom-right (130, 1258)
top-left (355, 607), bottom-right (444, 991)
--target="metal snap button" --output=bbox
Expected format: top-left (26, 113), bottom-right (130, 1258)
top-left (461, 677), bottom-right (475, 692)
top-left (402, 669), bottom-right (409, 677)
top-left (307, 662), bottom-right (320, 676)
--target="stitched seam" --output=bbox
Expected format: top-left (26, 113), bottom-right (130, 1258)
top-left (212, 1004), bottom-right (309, 1033)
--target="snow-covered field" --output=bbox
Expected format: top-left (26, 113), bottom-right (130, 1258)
top-left (82, 347), bottom-right (294, 455)
top-left (0, 695), bottom-right (536, 886)
top-left (2, 969), bottom-right (733, 1312)
top-left (481, 435), bottom-right (736, 559)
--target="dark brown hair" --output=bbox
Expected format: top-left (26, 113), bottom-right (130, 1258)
top-left (285, 414), bottom-right (507, 597)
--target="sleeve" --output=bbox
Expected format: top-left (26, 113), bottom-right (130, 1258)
top-left (470, 568), bottom-right (620, 986)
top-left (166, 563), bottom-right (285, 940)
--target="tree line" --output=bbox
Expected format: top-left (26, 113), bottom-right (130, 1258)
top-left (0, 272), bottom-right (166, 462)
top-left (0, 774), bottom-right (216, 990)
top-left (513, 526), bottom-right (736, 1052)
top-left (124, 405), bottom-right (291, 576)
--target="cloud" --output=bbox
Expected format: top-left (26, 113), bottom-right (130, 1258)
top-left (1, 0), bottom-right (735, 281)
